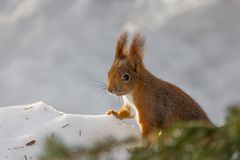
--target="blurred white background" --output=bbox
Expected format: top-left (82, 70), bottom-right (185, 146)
top-left (0, 0), bottom-right (239, 126)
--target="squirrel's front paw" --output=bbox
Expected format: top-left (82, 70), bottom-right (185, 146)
top-left (105, 109), bottom-right (121, 119)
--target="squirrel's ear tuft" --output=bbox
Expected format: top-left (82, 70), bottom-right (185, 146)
top-left (129, 32), bottom-right (145, 69)
top-left (115, 31), bottom-right (128, 60)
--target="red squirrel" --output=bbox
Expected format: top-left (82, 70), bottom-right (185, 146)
top-left (106, 32), bottom-right (213, 140)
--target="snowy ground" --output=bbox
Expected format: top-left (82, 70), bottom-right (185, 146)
top-left (0, 102), bottom-right (137, 160)
top-left (0, 0), bottom-right (239, 127)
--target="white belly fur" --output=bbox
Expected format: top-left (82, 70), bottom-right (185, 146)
top-left (123, 94), bottom-right (142, 131)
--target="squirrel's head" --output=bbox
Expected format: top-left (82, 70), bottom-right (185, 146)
top-left (107, 32), bottom-right (145, 96)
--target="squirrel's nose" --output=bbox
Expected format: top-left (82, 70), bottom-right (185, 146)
top-left (108, 87), bottom-right (114, 93)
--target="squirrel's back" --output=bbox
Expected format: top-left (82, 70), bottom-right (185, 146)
top-left (130, 67), bottom-right (212, 135)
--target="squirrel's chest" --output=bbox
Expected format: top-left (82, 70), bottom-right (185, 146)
top-left (123, 94), bottom-right (138, 118)
top-left (123, 94), bottom-right (135, 107)
top-left (123, 94), bottom-right (144, 131)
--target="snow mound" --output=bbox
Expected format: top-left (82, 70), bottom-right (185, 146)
top-left (0, 102), bottom-right (138, 160)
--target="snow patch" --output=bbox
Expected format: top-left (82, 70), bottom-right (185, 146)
top-left (0, 102), bottom-right (138, 160)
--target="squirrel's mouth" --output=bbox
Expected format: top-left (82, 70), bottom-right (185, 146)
top-left (108, 90), bottom-right (126, 96)
top-left (114, 92), bottom-right (126, 96)
top-left (107, 86), bottom-right (128, 96)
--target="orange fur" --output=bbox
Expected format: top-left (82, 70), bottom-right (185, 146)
top-left (106, 105), bottom-right (132, 119)
top-left (106, 32), bottom-right (213, 141)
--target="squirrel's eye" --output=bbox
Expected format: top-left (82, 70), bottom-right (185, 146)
top-left (121, 73), bottom-right (130, 82)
